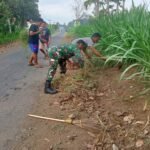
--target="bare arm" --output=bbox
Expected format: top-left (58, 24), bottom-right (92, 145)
top-left (81, 49), bottom-right (91, 59)
top-left (89, 46), bottom-right (102, 57)
top-left (29, 31), bottom-right (40, 36)
top-left (88, 46), bottom-right (107, 61)
top-left (29, 26), bottom-right (43, 36)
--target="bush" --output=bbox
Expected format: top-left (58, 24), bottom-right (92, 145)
top-left (68, 24), bottom-right (93, 38)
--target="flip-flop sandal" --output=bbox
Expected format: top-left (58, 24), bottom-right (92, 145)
top-left (28, 63), bottom-right (34, 66)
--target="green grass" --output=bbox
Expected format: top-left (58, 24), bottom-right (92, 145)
top-left (68, 24), bottom-right (93, 37)
top-left (0, 32), bottom-right (20, 45)
top-left (68, 5), bottom-right (150, 81)
top-left (48, 24), bottom-right (59, 34)
top-left (19, 29), bottom-right (28, 47)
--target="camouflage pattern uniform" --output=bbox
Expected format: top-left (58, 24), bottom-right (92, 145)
top-left (47, 44), bottom-right (76, 82)
top-left (72, 48), bottom-right (84, 68)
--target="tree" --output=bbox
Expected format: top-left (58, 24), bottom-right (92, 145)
top-left (84, 0), bottom-right (101, 16)
top-left (111, 0), bottom-right (120, 11)
top-left (6, 0), bottom-right (40, 26)
top-left (0, 1), bottom-right (10, 17)
top-left (0, 0), bottom-right (40, 27)
top-left (0, 0), bottom-right (11, 33)
top-left (105, 0), bottom-right (110, 13)
top-left (84, 0), bottom-right (111, 15)
top-left (84, 0), bottom-right (126, 15)
top-left (122, 0), bottom-right (126, 11)
top-left (111, 0), bottom-right (126, 12)
top-left (72, 0), bottom-right (85, 23)
top-left (0, 0), bottom-right (41, 35)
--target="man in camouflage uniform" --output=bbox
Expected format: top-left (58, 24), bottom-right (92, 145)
top-left (45, 40), bottom-right (87, 94)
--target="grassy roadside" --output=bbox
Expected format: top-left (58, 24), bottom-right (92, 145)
top-left (68, 6), bottom-right (150, 81)
top-left (0, 32), bottom-right (20, 45)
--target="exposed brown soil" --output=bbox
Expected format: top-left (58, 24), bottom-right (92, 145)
top-left (0, 41), bottom-right (20, 54)
top-left (13, 66), bottom-right (150, 150)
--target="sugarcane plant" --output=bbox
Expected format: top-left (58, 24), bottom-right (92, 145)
top-left (94, 5), bottom-right (150, 80)
top-left (69, 2), bottom-right (150, 81)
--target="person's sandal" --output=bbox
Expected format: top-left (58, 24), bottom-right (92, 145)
top-left (28, 63), bottom-right (34, 66)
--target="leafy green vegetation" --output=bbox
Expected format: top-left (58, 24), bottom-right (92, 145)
top-left (48, 24), bottom-right (59, 34)
top-left (68, 24), bottom-right (93, 37)
top-left (69, 5), bottom-right (150, 80)
top-left (0, 32), bottom-right (20, 45)
top-left (0, 0), bottom-right (40, 45)
top-left (19, 29), bottom-right (28, 47)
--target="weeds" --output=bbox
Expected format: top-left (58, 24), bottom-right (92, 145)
top-left (0, 32), bottom-right (20, 45)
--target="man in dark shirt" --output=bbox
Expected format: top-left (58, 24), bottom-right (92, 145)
top-left (28, 18), bottom-right (44, 66)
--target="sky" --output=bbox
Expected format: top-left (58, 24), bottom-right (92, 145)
top-left (38, 0), bottom-right (150, 24)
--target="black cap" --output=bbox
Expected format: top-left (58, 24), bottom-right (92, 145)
top-left (91, 32), bottom-right (101, 38)
top-left (77, 40), bottom-right (88, 49)
top-left (35, 18), bottom-right (44, 23)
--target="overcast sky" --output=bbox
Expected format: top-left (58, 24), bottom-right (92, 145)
top-left (38, 0), bottom-right (150, 24)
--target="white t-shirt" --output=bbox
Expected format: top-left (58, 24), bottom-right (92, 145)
top-left (72, 37), bottom-right (93, 47)
top-left (26, 22), bottom-right (32, 30)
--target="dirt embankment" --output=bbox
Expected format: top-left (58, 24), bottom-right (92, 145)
top-left (0, 41), bottom-right (21, 55)
top-left (13, 65), bottom-right (150, 150)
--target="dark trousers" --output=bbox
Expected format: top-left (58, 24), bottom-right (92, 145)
top-left (58, 58), bottom-right (67, 74)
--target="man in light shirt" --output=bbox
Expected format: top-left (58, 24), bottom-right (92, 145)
top-left (72, 32), bottom-right (100, 47)
top-left (70, 33), bottom-right (106, 68)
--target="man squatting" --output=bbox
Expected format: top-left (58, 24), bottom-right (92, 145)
top-left (45, 33), bottom-right (106, 94)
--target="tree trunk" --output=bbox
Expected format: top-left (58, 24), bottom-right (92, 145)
top-left (106, 0), bottom-right (110, 14)
top-left (116, 3), bottom-right (119, 11)
top-left (95, 0), bottom-right (100, 16)
top-left (7, 18), bottom-right (12, 33)
top-left (122, 0), bottom-right (125, 11)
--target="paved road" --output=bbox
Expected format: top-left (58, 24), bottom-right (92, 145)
top-left (0, 32), bottom-right (65, 150)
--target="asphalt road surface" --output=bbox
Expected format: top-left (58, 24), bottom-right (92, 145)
top-left (0, 32), bottom-right (65, 150)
